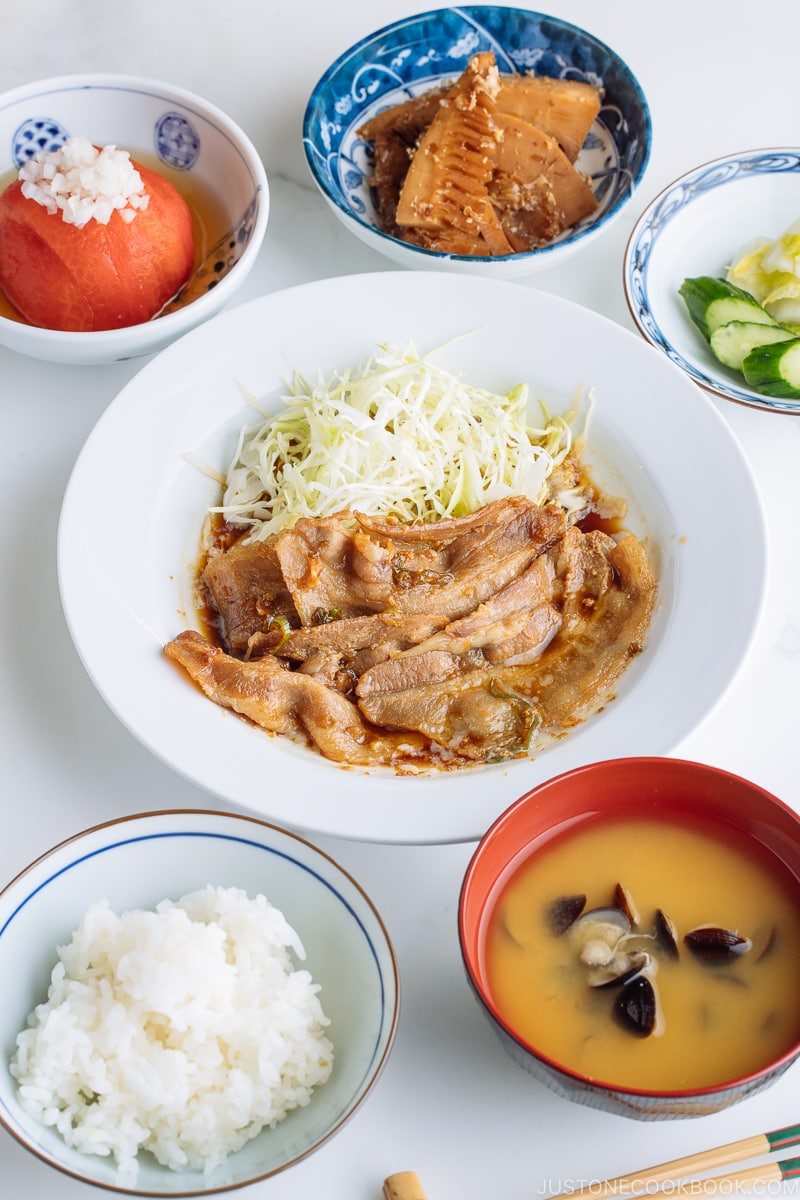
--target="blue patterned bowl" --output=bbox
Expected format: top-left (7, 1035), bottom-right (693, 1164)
top-left (0, 74), bottom-right (269, 365)
top-left (624, 148), bottom-right (800, 415)
top-left (303, 6), bottom-right (651, 277)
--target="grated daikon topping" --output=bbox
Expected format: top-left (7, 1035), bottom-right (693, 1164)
top-left (18, 135), bottom-right (150, 228)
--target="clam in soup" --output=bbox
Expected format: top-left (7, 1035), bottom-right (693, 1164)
top-left (485, 810), bottom-right (800, 1091)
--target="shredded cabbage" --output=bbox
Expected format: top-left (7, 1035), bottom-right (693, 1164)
top-left (212, 343), bottom-right (579, 541)
top-left (727, 219), bottom-right (800, 328)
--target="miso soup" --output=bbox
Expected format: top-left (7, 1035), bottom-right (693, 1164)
top-left (485, 811), bottom-right (800, 1090)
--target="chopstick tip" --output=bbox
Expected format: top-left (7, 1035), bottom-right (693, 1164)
top-left (383, 1170), bottom-right (428, 1200)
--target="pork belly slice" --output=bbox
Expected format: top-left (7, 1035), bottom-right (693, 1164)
top-left (274, 496), bottom-right (565, 630)
top-left (245, 611), bottom-right (451, 688)
top-left (354, 493), bottom-right (536, 543)
top-left (357, 650), bottom-right (463, 696)
top-left (356, 551), bottom-right (561, 698)
top-left (278, 612), bottom-right (447, 662)
top-left (431, 497), bottom-right (565, 571)
top-left (408, 549), bottom-right (557, 658)
top-left (274, 513), bottom-right (396, 625)
top-left (358, 669), bottom-right (537, 761)
top-left (355, 530), bottom-right (657, 758)
top-left (203, 535), bottom-right (298, 657)
top-left (382, 501), bottom-right (566, 620)
top-left (164, 630), bottom-right (427, 767)
top-left (526, 533), bottom-right (658, 729)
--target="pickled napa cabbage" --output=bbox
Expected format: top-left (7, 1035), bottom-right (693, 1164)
top-left (727, 219), bottom-right (800, 328)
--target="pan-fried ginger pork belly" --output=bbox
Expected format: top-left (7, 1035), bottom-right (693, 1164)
top-left (167, 496), bottom-right (657, 770)
top-left (355, 529), bottom-right (656, 757)
top-left (164, 630), bottom-right (427, 766)
top-left (524, 530), bottom-right (657, 728)
top-left (204, 496), bottom-right (565, 653)
top-left (203, 535), bottom-right (295, 658)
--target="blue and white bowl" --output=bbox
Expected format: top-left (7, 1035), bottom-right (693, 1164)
top-left (0, 809), bottom-right (398, 1195)
top-left (303, 6), bottom-right (651, 278)
top-left (623, 148), bottom-right (800, 415)
top-left (0, 75), bottom-right (269, 366)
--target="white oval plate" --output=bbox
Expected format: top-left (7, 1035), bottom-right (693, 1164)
top-left (58, 272), bottom-right (767, 845)
top-left (623, 148), bottom-right (800, 414)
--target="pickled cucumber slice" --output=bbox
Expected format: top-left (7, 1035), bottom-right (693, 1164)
top-left (679, 276), bottom-right (781, 340)
top-left (709, 320), bottom-right (795, 371)
top-left (742, 337), bottom-right (800, 399)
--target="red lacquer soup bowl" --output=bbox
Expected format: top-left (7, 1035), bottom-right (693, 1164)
top-left (459, 756), bottom-right (800, 1119)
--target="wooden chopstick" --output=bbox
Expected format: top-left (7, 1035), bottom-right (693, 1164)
top-left (381, 1126), bottom-right (800, 1200)
top-left (674, 1157), bottom-right (800, 1193)
top-left (384, 1171), bottom-right (428, 1200)
top-left (549, 1122), bottom-right (800, 1198)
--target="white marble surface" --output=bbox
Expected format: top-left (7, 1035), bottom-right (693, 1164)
top-left (2, 2), bottom-right (800, 1198)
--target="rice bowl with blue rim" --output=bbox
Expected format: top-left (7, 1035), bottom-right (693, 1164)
top-left (0, 809), bottom-right (399, 1195)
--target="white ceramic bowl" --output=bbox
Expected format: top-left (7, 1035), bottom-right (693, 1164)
top-left (57, 271), bottom-right (767, 845)
top-left (624, 148), bottom-right (800, 415)
top-left (0, 74), bottom-right (269, 366)
top-left (303, 6), bottom-right (651, 279)
top-left (0, 809), bottom-right (398, 1195)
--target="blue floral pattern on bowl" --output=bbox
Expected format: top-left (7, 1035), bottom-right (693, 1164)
top-left (155, 110), bottom-right (200, 171)
top-left (12, 118), bottom-right (69, 165)
top-left (11, 110), bottom-right (202, 172)
top-left (9, 110), bottom-right (203, 172)
top-left (303, 5), bottom-right (651, 264)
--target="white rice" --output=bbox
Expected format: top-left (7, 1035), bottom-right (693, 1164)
top-left (10, 886), bottom-right (334, 1175)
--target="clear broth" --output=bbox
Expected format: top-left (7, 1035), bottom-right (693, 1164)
top-left (485, 812), bottom-right (800, 1090)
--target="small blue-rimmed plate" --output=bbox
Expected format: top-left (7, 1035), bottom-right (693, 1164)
top-left (623, 148), bottom-right (800, 415)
